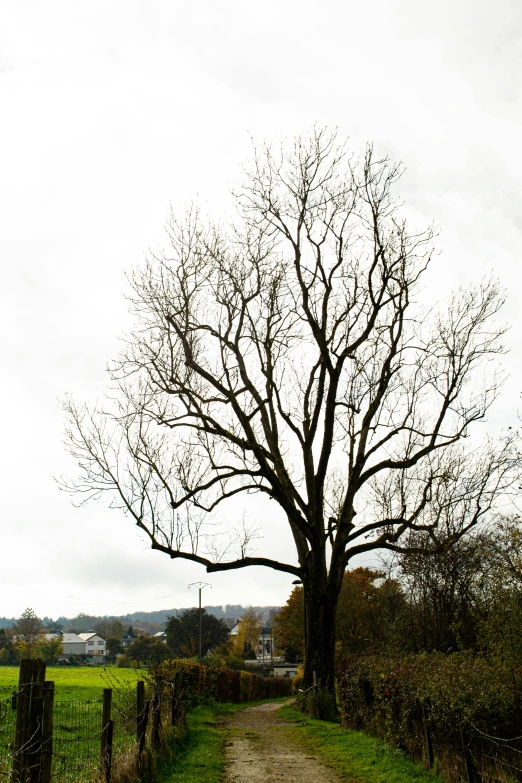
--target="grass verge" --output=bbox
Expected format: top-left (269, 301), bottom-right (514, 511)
top-left (157, 698), bottom-right (288, 783)
top-left (276, 704), bottom-right (443, 783)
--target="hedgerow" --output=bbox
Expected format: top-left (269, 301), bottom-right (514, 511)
top-left (337, 653), bottom-right (522, 782)
top-left (156, 659), bottom-right (292, 707)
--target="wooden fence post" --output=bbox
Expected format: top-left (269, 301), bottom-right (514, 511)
top-left (12, 658), bottom-right (46, 783)
top-left (104, 720), bottom-right (114, 783)
top-left (40, 681), bottom-right (55, 783)
top-left (460, 721), bottom-right (476, 783)
top-left (422, 702), bottom-right (434, 769)
top-left (27, 678), bottom-right (44, 782)
top-left (171, 673), bottom-right (179, 726)
top-left (101, 688), bottom-right (113, 780)
top-left (137, 697), bottom-right (151, 777)
top-left (12, 659), bottom-right (32, 783)
top-left (151, 679), bottom-right (162, 749)
top-left (136, 681), bottom-right (145, 744)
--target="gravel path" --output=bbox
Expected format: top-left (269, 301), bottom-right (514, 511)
top-left (223, 702), bottom-right (345, 783)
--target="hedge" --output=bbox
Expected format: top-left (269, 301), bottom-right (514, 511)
top-left (156, 659), bottom-right (292, 707)
top-left (338, 653), bottom-right (522, 782)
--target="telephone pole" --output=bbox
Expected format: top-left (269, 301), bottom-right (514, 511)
top-left (188, 582), bottom-right (212, 663)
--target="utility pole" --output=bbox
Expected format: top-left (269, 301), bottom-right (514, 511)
top-left (188, 582), bottom-right (211, 664)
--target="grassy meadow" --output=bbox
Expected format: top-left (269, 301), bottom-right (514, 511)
top-left (0, 666), bottom-right (143, 782)
top-left (0, 665), bottom-right (142, 699)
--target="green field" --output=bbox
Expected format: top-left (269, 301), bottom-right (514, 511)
top-left (0, 666), bottom-right (145, 782)
top-left (0, 665), bottom-right (142, 699)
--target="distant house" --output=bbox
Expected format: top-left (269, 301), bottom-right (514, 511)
top-left (271, 663), bottom-right (298, 678)
top-left (228, 621), bottom-right (274, 661)
top-left (153, 631), bottom-right (167, 644)
top-left (78, 632), bottom-right (106, 657)
top-left (120, 636), bottom-right (133, 648)
top-left (59, 633), bottom-right (88, 656)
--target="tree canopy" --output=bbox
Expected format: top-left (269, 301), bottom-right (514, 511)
top-left (61, 128), bottom-right (519, 702)
top-left (165, 609), bottom-right (230, 658)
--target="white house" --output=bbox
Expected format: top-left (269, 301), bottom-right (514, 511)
top-left (271, 663), bottom-right (298, 678)
top-left (153, 631), bottom-right (167, 643)
top-left (78, 632), bottom-right (106, 657)
top-left (56, 633), bottom-right (87, 655)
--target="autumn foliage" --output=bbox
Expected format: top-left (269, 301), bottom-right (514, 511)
top-left (273, 568), bottom-right (401, 661)
top-left (156, 658), bottom-right (292, 704)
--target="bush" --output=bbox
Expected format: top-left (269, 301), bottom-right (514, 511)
top-left (116, 655), bottom-right (137, 668)
top-left (337, 652), bottom-right (522, 782)
top-left (291, 664), bottom-right (304, 694)
top-left (156, 658), bottom-right (292, 707)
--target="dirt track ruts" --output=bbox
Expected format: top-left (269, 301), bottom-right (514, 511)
top-left (223, 702), bottom-right (345, 783)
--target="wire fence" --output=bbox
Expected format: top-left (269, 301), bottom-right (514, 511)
top-left (0, 693), bottom-right (16, 780)
top-left (51, 696), bottom-right (105, 783)
top-left (2, 661), bottom-right (187, 783)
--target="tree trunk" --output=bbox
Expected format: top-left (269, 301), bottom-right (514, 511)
top-left (300, 562), bottom-right (342, 719)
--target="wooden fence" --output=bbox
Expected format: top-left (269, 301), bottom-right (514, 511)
top-left (3, 659), bottom-right (187, 783)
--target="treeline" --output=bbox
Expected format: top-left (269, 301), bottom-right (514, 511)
top-left (274, 515), bottom-right (522, 664)
top-left (0, 605), bottom-right (279, 632)
top-left (277, 515), bottom-right (522, 781)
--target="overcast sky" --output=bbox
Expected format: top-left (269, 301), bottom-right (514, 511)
top-left (1, 0), bottom-right (521, 620)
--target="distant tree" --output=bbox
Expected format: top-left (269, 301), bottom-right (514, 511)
top-left (106, 637), bottom-right (123, 661)
top-left (66, 613), bottom-right (98, 633)
top-left (336, 567), bottom-right (403, 655)
top-left (95, 620), bottom-right (125, 640)
top-left (36, 636), bottom-right (63, 664)
top-left (45, 621), bottom-right (64, 635)
top-left (127, 626), bottom-right (136, 638)
top-left (231, 608), bottom-right (262, 659)
top-left (165, 609), bottom-right (230, 658)
top-left (273, 588), bottom-right (304, 662)
top-left (0, 629), bottom-right (15, 665)
top-left (274, 568), bottom-right (404, 661)
top-left (126, 636), bottom-right (169, 667)
top-left (12, 609), bottom-right (45, 658)
top-left (394, 532), bottom-right (489, 653)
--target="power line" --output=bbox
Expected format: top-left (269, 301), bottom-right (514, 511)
top-left (0, 577), bottom-right (191, 607)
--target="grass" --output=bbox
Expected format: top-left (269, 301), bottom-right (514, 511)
top-left (156, 698), bottom-right (288, 783)
top-left (277, 704), bottom-right (444, 783)
top-left (0, 666), bottom-right (145, 782)
top-left (0, 665), bottom-right (142, 699)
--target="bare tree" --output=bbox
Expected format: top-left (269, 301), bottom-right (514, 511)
top-left (61, 129), bottom-right (518, 710)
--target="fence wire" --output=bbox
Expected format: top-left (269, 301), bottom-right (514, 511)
top-left (0, 695), bottom-right (16, 779)
top-left (111, 688), bottom-right (139, 761)
top-left (0, 678), bottom-right (182, 783)
top-left (51, 696), bottom-right (104, 783)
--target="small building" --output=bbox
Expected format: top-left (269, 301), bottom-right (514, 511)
top-left (271, 663), bottom-right (298, 678)
top-left (153, 631), bottom-right (167, 644)
top-left (78, 632), bottom-right (106, 657)
top-left (60, 633), bottom-right (88, 655)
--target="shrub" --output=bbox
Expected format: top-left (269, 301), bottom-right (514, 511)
top-left (156, 658), bottom-right (292, 707)
top-left (291, 664), bottom-right (304, 694)
top-left (337, 652), bottom-right (522, 782)
top-left (116, 655), bottom-right (137, 668)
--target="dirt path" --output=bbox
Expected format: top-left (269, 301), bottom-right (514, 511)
top-left (223, 702), bottom-right (344, 783)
